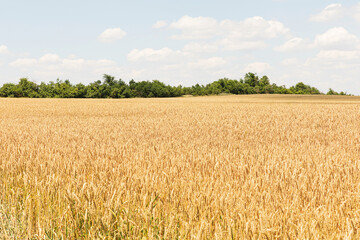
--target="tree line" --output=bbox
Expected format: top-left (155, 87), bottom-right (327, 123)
top-left (0, 73), bottom-right (350, 98)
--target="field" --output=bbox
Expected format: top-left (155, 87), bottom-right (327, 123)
top-left (1, 95), bottom-right (360, 239)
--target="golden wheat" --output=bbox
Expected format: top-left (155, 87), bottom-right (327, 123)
top-left (1, 95), bottom-right (360, 239)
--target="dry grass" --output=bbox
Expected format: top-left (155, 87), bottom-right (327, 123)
top-left (1, 95), bottom-right (360, 239)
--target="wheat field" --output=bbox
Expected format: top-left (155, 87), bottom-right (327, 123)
top-left (1, 95), bottom-right (360, 239)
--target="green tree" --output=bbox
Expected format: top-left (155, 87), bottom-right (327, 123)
top-left (327, 88), bottom-right (338, 95)
top-left (18, 78), bottom-right (39, 97)
top-left (0, 73), bottom-right (352, 98)
top-left (244, 72), bottom-right (259, 87)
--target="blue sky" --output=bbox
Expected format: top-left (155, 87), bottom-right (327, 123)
top-left (1, 0), bottom-right (360, 93)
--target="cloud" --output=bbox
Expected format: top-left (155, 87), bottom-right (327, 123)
top-left (39, 54), bottom-right (61, 63)
top-left (275, 37), bottom-right (310, 52)
top-left (221, 39), bottom-right (266, 51)
top-left (352, 3), bottom-right (360, 22)
top-left (169, 15), bottom-right (289, 43)
top-left (273, 45), bottom-right (360, 94)
top-left (281, 58), bottom-right (299, 66)
top-left (183, 42), bottom-right (218, 53)
top-left (311, 50), bottom-right (360, 63)
top-left (61, 58), bottom-right (86, 70)
top-left (310, 3), bottom-right (343, 22)
top-left (0, 45), bottom-right (9, 54)
top-left (98, 28), bottom-right (126, 43)
top-left (127, 48), bottom-right (187, 62)
top-left (152, 20), bottom-right (168, 29)
top-left (7, 54), bottom-right (123, 82)
top-left (169, 16), bottom-right (289, 52)
top-left (243, 62), bottom-right (271, 73)
top-left (170, 16), bottom-right (218, 39)
top-left (9, 58), bottom-right (38, 67)
top-left (313, 27), bottom-right (360, 50)
top-left (220, 17), bottom-right (289, 40)
top-left (189, 57), bottom-right (226, 69)
top-left (310, 3), bottom-right (360, 23)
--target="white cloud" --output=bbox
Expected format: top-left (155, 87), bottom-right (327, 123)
top-left (243, 62), bottom-right (271, 73)
top-left (311, 50), bottom-right (360, 62)
top-left (169, 15), bottom-right (289, 43)
top-left (310, 3), bottom-right (343, 22)
top-left (152, 20), bottom-right (168, 29)
top-left (281, 58), bottom-right (299, 66)
top-left (352, 3), bottom-right (360, 22)
top-left (127, 48), bottom-right (186, 62)
top-left (273, 47), bottom-right (360, 94)
top-left (0, 45), bottom-right (9, 54)
top-left (311, 3), bottom-right (360, 23)
top-left (183, 42), bottom-right (218, 53)
top-left (39, 54), bottom-right (61, 63)
top-left (275, 37), bottom-right (310, 52)
top-left (220, 17), bottom-right (289, 40)
top-left (67, 54), bottom-right (77, 59)
top-left (221, 16), bottom-right (289, 51)
top-left (313, 27), bottom-right (360, 50)
top-left (221, 39), bottom-right (266, 51)
top-left (169, 16), bottom-right (289, 51)
top-left (189, 57), bottom-right (226, 69)
top-left (62, 58), bottom-right (86, 70)
top-left (9, 58), bottom-right (37, 67)
top-left (7, 54), bottom-right (124, 83)
top-left (9, 54), bottom-right (117, 73)
top-left (170, 16), bottom-right (218, 39)
top-left (98, 28), bottom-right (126, 43)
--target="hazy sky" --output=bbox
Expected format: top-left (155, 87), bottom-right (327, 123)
top-left (1, 0), bottom-right (360, 93)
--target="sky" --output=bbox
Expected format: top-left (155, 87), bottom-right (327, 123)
top-left (1, 0), bottom-right (360, 94)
